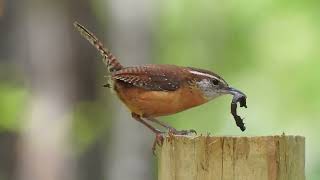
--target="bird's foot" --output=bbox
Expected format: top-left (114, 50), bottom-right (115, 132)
top-left (168, 128), bottom-right (197, 136)
top-left (152, 132), bottom-right (165, 155)
top-left (151, 129), bottom-right (197, 155)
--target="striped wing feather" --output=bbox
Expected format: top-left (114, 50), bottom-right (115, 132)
top-left (112, 64), bottom-right (184, 91)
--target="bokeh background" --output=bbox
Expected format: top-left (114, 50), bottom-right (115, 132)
top-left (0, 0), bottom-right (319, 179)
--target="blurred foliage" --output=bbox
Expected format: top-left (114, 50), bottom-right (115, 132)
top-left (0, 83), bottom-right (27, 132)
top-left (71, 101), bottom-right (111, 154)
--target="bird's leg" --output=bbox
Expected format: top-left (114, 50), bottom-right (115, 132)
top-left (132, 113), bottom-right (163, 134)
top-left (131, 113), bottom-right (165, 154)
top-left (146, 117), bottom-right (197, 135)
top-left (145, 117), bottom-right (171, 129)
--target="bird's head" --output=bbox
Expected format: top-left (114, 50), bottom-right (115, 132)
top-left (187, 67), bottom-right (246, 101)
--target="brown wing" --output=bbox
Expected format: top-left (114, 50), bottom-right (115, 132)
top-left (112, 64), bottom-right (185, 91)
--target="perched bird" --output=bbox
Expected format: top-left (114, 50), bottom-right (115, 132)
top-left (73, 22), bottom-right (247, 152)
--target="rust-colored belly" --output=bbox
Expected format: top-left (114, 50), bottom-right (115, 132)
top-left (113, 81), bottom-right (207, 117)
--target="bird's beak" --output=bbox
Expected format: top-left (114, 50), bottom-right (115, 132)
top-left (221, 86), bottom-right (246, 97)
top-left (225, 87), bottom-right (246, 96)
top-left (223, 86), bottom-right (247, 107)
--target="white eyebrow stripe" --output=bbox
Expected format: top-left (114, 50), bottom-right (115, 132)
top-left (189, 70), bottom-right (220, 80)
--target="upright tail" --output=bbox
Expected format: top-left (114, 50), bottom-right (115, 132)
top-left (73, 21), bottom-right (123, 72)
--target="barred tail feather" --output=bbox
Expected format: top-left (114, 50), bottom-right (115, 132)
top-left (73, 21), bottom-right (123, 72)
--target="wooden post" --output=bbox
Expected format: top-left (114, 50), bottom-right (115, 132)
top-left (157, 135), bottom-right (305, 180)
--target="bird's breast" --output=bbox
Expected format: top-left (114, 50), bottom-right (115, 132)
top-left (113, 80), bottom-right (208, 117)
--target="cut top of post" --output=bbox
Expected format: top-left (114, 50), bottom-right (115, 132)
top-left (157, 135), bottom-right (305, 180)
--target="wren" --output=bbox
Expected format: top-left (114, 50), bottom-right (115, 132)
top-left (73, 22), bottom-right (247, 152)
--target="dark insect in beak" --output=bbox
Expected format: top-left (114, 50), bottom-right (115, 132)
top-left (225, 87), bottom-right (247, 131)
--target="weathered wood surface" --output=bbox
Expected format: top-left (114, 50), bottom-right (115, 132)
top-left (157, 135), bottom-right (305, 180)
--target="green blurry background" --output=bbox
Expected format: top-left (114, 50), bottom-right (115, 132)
top-left (0, 0), bottom-right (319, 179)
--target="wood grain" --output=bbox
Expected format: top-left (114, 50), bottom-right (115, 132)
top-left (157, 135), bottom-right (305, 180)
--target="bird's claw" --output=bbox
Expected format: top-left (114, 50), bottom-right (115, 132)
top-left (151, 128), bottom-right (197, 155)
top-left (152, 132), bottom-right (165, 155)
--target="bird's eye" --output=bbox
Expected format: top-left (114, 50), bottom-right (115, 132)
top-left (212, 79), bottom-right (219, 85)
